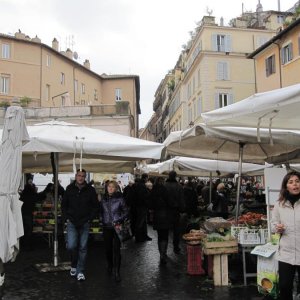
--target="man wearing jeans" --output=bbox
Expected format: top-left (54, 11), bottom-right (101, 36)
top-left (62, 169), bottom-right (98, 281)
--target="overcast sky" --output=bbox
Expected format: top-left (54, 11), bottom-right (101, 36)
top-left (0, 0), bottom-right (297, 127)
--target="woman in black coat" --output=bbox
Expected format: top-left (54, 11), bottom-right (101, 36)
top-left (149, 177), bottom-right (172, 265)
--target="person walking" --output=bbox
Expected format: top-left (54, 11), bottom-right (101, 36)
top-left (271, 171), bottom-right (300, 300)
top-left (19, 177), bottom-right (39, 250)
top-left (183, 179), bottom-right (199, 218)
top-left (62, 169), bottom-right (98, 281)
top-left (149, 177), bottom-right (172, 265)
top-left (100, 181), bottom-right (129, 282)
top-left (134, 174), bottom-right (152, 242)
top-left (164, 171), bottom-right (185, 254)
top-left (212, 183), bottom-right (229, 219)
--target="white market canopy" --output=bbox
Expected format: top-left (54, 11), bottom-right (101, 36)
top-left (201, 83), bottom-right (300, 130)
top-left (142, 156), bottom-right (267, 177)
top-left (163, 124), bottom-right (300, 164)
top-left (0, 120), bottom-right (165, 173)
top-left (22, 120), bottom-right (164, 160)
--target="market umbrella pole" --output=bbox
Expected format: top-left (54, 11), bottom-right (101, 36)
top-left (35, 152), bottom-right (70, 272)
top-left (52, 152), bottom-right (59, 267)
top-left (209, 171), bottom-right (212, 203)
top-left (235, 143), bottom-right (244, 223)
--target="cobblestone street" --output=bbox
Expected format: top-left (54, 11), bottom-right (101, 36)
top-left (0, 227), bottom-right (264, 300)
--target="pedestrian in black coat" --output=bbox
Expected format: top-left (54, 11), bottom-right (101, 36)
top-left (134, 174), bottom-right (152, 242)
top-left (164, 171), bottom-right (185, 254)
top-left (149, 177), bottom-right (172, 264)
top-left (183, 180), bottom-right (198, 218)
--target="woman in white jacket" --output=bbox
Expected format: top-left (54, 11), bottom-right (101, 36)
top-left (271, 171), bottom-right (300, 300)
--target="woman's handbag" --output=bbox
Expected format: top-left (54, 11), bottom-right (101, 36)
top-left (113, 219), bottom-right (132, 242)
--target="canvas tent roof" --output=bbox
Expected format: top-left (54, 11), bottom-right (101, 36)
top-left (163, 124), bottom-right (300, 164)
top-left (201, 83), bottom-right (300, 130)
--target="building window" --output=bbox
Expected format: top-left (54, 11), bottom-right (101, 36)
top-left (46, 55), bottom-right (51, 67)
top-left (265, 55), bottom-right (276, 77)
top-left (74, 80), bottom-right (78, 93)
top-left (212, 34), bottom-right (231, 52)
top-left (188, 105), bottom-right (193, 124)
top-left (81, 100), bottom-right (86, 105)
top-left (217, 35), bottom-right (225, 52)
top-left (94, 89), bottom-right (98, 101)
top-left (0, 74), bottom-right (10, 94)
top-left (1, 44), bottom-right (10, 59)
top-left (193, 99), bottom-right (197, 120)
top-left (257, 36), bottom-right (269, 48)
top-left (215, 92), bottom-right (233, 109)
top-left (197, 69), bottom-right (201, 88)
top-left (281, 43), bottom-right (293, 64)
top-left (46, 84), bottom-right (50, 101)
top-left (277, 15), bottom-right (284, 24)
top-left (115, 88), bottom-right (122, 101)
top-left (217, 61), bottom-right (229, 80)
top-left (197, 96), bottom-right (202, 117)
top-left (192, 76), bottom-right (195, 94)
top-left (60, 72), bottom-right (65, 85)
top-left (81, 83), bottom-right (85, 94)
top-left (187, 82), bottom-right (191, 99)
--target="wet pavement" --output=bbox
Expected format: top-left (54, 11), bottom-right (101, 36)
top-left (0, 227), bottom-right (265, 300)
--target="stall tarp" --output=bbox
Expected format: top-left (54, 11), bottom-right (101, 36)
top-left (163, 124), bottom-right (300, 164)
top-left (142, 157), bottom-right (267, 176)
top-left (22, 153), bottom-right (136, 173)
top-left (202, 83), bottom-right (300, 130)
top-left (21, 120), bottom-right (165, 161)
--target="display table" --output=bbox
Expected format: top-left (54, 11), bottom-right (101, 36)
top-left (203, 240), bottom-right (238, 286)
top-left (241, 244), bottom-right (257, 286)
top-left (32, 229), bottom-right (54, 248)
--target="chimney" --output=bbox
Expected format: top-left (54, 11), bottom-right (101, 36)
top-left (52, 38), bottom-right (59, 51)
top-left (83, 59), bottom-right (90, 69)
top-left (15, 30), bottom-right (26, 39)
top-left (32, 35), bottom-right (41, 43)
top-left (278, 0), bottom-right (281, 11)
top-left (66, 48), bottom-right (73, 59)
top-left (220, 17), bottom-right (224, 26)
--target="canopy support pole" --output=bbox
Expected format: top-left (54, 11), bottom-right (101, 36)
top-left (34, 153), bottom-right (70, 272)
top-left (52, 152), bottom-right (59, 267)
top-left (209, 171), bottom-right (212, 203)
top-left (235, 143), bottom-right (245, 224)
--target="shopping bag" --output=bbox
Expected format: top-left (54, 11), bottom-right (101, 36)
top-left (113, 219), bottom-right (132, 242)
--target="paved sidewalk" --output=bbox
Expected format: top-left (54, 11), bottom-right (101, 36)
top-left (0, 228), bottom-right (264, 300)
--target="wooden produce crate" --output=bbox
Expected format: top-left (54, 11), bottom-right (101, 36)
top-left (203, 240), bottom-right (238, 255)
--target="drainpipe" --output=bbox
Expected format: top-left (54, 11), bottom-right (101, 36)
top-left (73, 66), bottom-right (75, 105)
top-left (40, 45), bottom-right (43, 107)
top-left (273, 41), bottom-right (282, 88)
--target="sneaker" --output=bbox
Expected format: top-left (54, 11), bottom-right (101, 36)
top-left (77, 273), bottom-right (85, 281)
top-left (0, 273), bottom-right (5, 287)
top-left (70, 268), bottom-right (77, 277)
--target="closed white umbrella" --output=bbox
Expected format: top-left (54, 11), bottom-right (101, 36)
top-left (0, 106), bottom-right (29, 264)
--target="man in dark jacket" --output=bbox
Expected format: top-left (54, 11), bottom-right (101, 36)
top-left (134, 174), bottom-right (152, 242)
top-left (164, 171), bottom-right (185, 254)
top-left (62, 169), bottom-right (98, 281)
